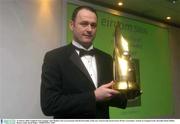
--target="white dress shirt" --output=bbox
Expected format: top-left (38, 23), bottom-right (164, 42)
top-left (72, 41), bottom-right (98, 88)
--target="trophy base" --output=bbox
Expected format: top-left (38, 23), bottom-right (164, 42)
top-left (112, 81), bottom-right (142, 99)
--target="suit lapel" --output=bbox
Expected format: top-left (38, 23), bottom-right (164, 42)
top-left (95, 51), bottom-right (103, 87)
top-left (69, 48), bottom-right (94, 86)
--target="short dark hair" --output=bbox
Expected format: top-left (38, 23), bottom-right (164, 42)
top-left (71, 6), bottom-right (97, 21)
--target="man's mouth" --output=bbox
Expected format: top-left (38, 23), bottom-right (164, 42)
top-left (83, 34), bottom-right (92, 38)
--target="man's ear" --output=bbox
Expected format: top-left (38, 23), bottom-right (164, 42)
top-left (69, 20), bottom-right (74, 31)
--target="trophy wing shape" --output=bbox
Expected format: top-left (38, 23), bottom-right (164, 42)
top-left (112, 24), bottom-right (142, 99)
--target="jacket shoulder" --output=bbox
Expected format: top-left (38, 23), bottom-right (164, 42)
top-left (47, 44), bottom-right (71, 55)
top-left (94, 48), bottom-right (112, 59)
top-left (45, 44), bottom-right (72, 58)
top-left (42, 44), bottom-right (73, 66)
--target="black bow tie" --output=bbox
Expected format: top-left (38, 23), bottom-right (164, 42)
top-left (79, 49), bottom-right (95, 57)
top-left (73, 46), bottom-right (95, 57)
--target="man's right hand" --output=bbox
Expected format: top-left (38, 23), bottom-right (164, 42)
top-left (94, 81), bottom-right (119, 101)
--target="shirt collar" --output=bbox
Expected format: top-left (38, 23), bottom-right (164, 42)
top-left (72, 40), bottom-right (93, 51)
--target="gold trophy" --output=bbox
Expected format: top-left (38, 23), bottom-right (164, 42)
top-left (112, 24), bottom-right (142, 99)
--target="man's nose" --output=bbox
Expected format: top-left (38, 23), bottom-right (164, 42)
top-left (86, 24), bottom-right (93, 31)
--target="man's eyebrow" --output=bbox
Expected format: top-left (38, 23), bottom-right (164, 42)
top-left (80, 21), bottom-right (97, 24)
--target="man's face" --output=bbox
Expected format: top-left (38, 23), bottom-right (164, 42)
top-left (70, 9), bottom-right (97, 48)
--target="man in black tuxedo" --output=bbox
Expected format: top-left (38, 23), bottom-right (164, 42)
top-left (41, 6), bottom-right (127, 119)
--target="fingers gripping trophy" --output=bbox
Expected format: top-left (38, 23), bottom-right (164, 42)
top-left (112, 24), bottom-right (142, 99)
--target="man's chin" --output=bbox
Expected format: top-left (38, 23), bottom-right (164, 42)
top-left (81, 41), bottom-right (93, 48)
top-left (82, 39), bottom-right (93, 44)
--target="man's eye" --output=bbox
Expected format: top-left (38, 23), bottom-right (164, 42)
top-left (80, 22), bottom-right (89, 27)
top-left (91, 23), bottom-right (97, 28)
top-left (80, 22), bottom-right (97, 28)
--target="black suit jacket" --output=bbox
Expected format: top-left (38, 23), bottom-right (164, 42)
top-left (41, 44), bottom-right (127, 119)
